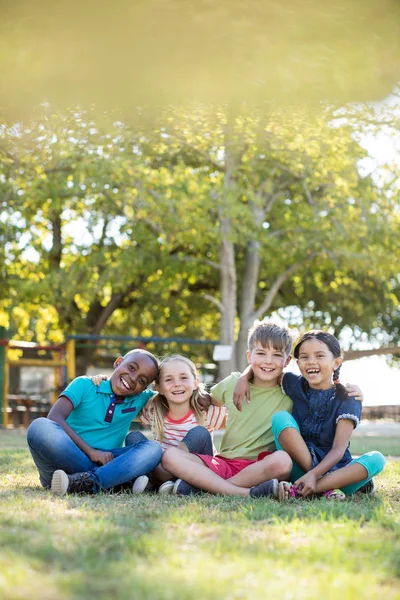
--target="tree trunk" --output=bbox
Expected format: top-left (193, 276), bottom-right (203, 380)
top-left (236, 239), bottom-right (261, 371)
top-left (217, 122), bottom-right (238, 379)
top-left (218, 218), bottom-right (237, 378)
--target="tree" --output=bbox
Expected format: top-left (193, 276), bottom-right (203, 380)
top-left (0, 107), bottom-right (221, 370)
top-left (145, 104), bottom-right (400, 374)
top-left (1, 102), bottom-right (399, 374)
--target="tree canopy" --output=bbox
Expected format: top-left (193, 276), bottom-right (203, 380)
top-left (1, 101), bottom-right (399, 372)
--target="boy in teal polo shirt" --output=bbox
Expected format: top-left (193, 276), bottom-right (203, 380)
top-left (27, 349), bottom-right (163, 495)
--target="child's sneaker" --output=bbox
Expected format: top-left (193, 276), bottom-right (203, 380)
top-left (321, 489), bottom-right (346, 501)
top-left (249, 478), bottom-right (279, 499)
top-left (51, 470), bottom-right (95, 495)
top-left (132, 475), bottom-right (153, 494)
top-left (278, 481), bottom-right (300, 500)
top-left (173, 479), bottom-right (201, 496)
top-left (158, 480), bottom-right (175, 495)
top-left (357, 479), bottom-right (375, 494)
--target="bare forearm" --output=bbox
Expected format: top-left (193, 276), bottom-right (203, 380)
top-left (310, 446), bottom-right (347, 479)
top-left (241, 365), bottom-right (253, 381)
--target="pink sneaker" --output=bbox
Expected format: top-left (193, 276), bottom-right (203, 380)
top-left (321, 489), bottom-right (346, 501)
top-left (278, 481), bottom-right (301, 500)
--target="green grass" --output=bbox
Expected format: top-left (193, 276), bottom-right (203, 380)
top-left (0, 430), bottom-right (399, 600)
top-left (350, 436), bottom-right (400, 457)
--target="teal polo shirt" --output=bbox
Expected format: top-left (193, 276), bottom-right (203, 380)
top-left (62, 376), bottom-right (155, 449)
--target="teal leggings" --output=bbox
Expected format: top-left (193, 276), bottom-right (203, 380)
top-left (272, 411), bottom-right (386, 495)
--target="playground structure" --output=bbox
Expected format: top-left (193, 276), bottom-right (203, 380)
top-left (0, 333), bottom-right (75, 428)
top-left (0, 329), bottom-right (219, 428)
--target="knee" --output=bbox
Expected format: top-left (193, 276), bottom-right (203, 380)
top-left (27, 417), bottom-right (52, 446)
top-left (184, 425), bottom-right (211, 450)
top-left (161, 446), bottom-right (180, 471)
top-left (144, 439), bottom-right (163, 464)
top-left (190, 425), bottom-right (210, 442)
top-left (272, 450), bottom-right (293, 479)
top-left (364, 451), bottom-right (386, 477)
top-left (125, 430), bottom-right (147, 446)
top-left (272, 411), bottom-right (292, 436)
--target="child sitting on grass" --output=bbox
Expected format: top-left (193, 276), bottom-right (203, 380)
top-left (27, 349), bottom-right (162, 495)
top-left (123, 354), bottom-right (227, 494)
top-left (160, 320), bottom-right (294, 498)
top-left (236, 330), bottom-right (386, 499)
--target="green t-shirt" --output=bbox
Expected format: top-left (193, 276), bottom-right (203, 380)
top-left (211, 372), bottom-right (293, 460)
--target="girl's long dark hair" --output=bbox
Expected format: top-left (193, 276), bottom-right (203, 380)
top-left (294, 330), bottom-right (347, 400)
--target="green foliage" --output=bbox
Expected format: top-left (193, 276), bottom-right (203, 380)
top-left (0, 102), bottom-right (399, 370)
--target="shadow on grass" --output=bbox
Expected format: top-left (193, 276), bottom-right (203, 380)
top-left (0, 490), bottom-right (231, 600)
top-left (1, 448), bottom-right (399, 600)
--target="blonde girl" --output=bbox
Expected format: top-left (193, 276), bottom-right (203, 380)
top-left (126, 354), bottom-right (226, 494)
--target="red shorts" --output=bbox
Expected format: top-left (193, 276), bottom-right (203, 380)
top-left (195, 451), bottom-right (273, 480)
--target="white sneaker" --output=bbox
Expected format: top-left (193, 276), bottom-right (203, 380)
top-left (158, 480), bottom-right (175, 495)
top-left (132, 475), bottom-right (150, 493)
top-left (51, 470), bottom-right (69, 495)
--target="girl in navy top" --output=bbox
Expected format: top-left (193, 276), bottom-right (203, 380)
top-left (272, 330), bottom-right (386, 499)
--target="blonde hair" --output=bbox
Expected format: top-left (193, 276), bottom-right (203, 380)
top-left (148, 355), bottom-right (207, 442)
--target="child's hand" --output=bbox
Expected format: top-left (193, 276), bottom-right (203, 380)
top-left (294, 472), bottom-right (317, 497)
top-left (345, 384), bottom-right (363, 402)
top-left (89, 449), bottom-right (114, 465)
top-left (233, 377), bottom-right (251, 412)
top-left (197, 391), bottom-right (212, 411)
top-left (90, 374), bottom-right (109, 387)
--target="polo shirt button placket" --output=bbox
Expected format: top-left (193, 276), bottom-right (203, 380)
top-left (105, 398), bottom-right (119, 423)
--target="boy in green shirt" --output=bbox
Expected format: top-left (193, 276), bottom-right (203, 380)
top-left (161, 321), bottom-right (293, 498)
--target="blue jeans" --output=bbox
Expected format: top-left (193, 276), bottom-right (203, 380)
top-left (272, 411), bottom-right (386, 495)
top-left (125, 425), bottom-right (214, 456)
top-left (27, 417), bottom-right (163, 493)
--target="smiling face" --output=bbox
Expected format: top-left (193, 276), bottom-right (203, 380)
top-left (110, 351), bottom-right (158, 398)
top-left (296, 338), bottom-right (342, 390)
top-left (247, 343), bottom-right (290, 388)
top-left (156, 359), bottom-right (198, 408)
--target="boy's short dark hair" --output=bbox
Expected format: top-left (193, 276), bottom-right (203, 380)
top-left (247, 320), bottom-right (293, 356)
top-left (123, 349), bottom-right (160, 372)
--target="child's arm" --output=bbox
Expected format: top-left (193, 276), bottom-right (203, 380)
top-left (206, 404), bottom-right (227, 429)
top-left (48, 396), bottom-right (114, 465)
top-left (197, 391), bottom-right (223, 410)
top-left (232, 365), bottom-right (253, 411)
top-left (345, 384), bottom-right (363, 402)
top-left (90, 374), bottom-right (108, 386)
top-left (294, 419), bottom-right (355, 497)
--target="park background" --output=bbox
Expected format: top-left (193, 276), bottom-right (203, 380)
top-left (1, 2), bottom-right (400, 600)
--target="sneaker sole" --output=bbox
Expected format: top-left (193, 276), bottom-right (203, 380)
top-left (158, 481), bottom-right (175, 495)
top-left (132, 476), bottom-right (149, 494)
top-left (278, 481), bottom-right (293, 501)
top-left (51, 470), bottom-right (69, 495)
top-left (172, 479), bottom-right (183, 494)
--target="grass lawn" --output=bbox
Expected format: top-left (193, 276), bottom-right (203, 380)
top-left (0, 430), bottom-right (399, 600)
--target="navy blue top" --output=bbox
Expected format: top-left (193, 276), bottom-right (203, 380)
top-left (282, 372), bottom-right (362, 471)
